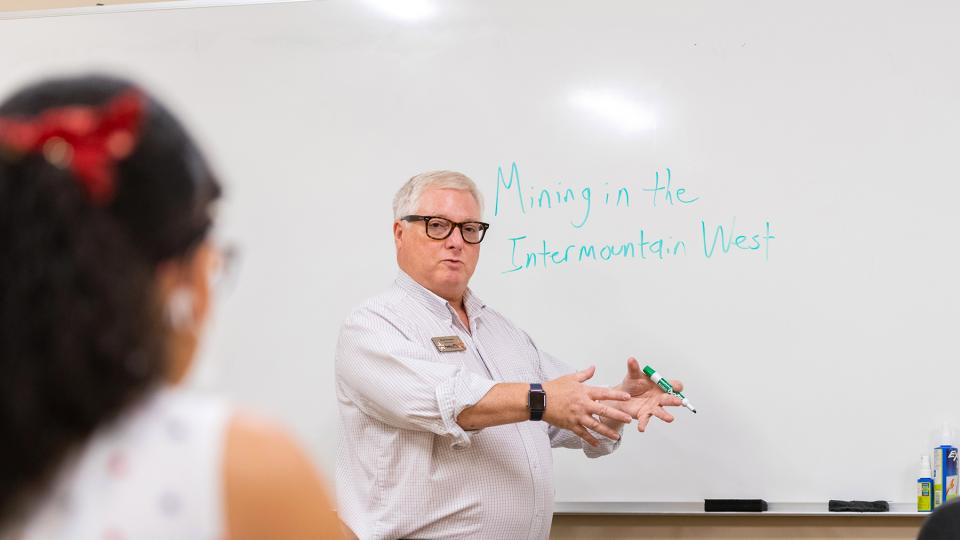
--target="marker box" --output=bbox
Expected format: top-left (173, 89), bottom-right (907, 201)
top-left (934, 445), bottom-right (958, 508)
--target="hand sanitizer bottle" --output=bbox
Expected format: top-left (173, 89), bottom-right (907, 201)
top-left (919, 455), bottom-right (934, 512)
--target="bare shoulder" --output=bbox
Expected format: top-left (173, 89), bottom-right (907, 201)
top-left (223, 412), bottom-right (345, 540)
top-left (224, 413), bottom-right (313, 483)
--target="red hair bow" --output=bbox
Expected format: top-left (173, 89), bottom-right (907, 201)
top-left (0, 90), bottom-right (145, 205)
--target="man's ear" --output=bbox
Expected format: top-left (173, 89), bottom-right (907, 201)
top-left (393, 220), bottom-right (404, 248)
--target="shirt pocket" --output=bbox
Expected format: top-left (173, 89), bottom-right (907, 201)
top-left (413, 323), bottom-right (475, 369)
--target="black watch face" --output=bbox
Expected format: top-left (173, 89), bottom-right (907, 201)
top-left (529, 392), bottom-right (546, 410)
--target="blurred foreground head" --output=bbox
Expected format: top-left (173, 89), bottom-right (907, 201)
top-left (0, 75), bottom-right (221, 523)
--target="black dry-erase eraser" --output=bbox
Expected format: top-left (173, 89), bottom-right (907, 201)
top-left (828, 500), bottom-right (889, 512)
top-left (704, 499), bottom-right (769, 512)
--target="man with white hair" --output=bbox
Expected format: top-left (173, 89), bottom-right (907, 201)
top-left (335, 170), bottom-right (684, 539)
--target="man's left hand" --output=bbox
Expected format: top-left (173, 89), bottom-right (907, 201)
top-left (604, 357), bottom-right (683, 432)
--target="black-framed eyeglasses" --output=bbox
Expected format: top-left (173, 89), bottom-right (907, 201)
top-left (401, 215), bottom-right (491, 244)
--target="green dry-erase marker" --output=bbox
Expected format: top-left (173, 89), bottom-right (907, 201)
top-left (642, 365), bottom-right (697, 413)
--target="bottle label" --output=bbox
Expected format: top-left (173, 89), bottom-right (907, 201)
top-left (919, 481), bottom-right (933, 512)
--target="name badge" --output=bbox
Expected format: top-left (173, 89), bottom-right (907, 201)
top-left (431, 336), bottom-right (466, 353)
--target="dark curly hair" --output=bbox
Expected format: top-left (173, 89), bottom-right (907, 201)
top-left (0, 75), bottom-right (221, 524)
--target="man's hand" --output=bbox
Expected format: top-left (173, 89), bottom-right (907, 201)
top-left (542, 366), bottom-right (633, 447)
top-left (606, 357), bottom-right (683, 432)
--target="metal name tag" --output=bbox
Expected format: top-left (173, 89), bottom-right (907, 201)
top-left (431, 336), bottom-right (466, 353)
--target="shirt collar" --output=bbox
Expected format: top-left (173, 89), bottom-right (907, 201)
top-left (395, 270), bottom-right (486, 322)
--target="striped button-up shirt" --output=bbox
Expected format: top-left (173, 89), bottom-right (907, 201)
top-left (335, 272), bottom-right (620, 540)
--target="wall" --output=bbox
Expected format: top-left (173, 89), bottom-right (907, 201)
top-left (552, 515), bottom-right (921, 540)
top-left (0, 0), bottom-right (166, 11)
top-left (0, 1), bottom-right (941, 537)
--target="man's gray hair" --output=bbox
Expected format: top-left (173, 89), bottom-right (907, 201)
top-left (393, 170), bottom-right (485, 220)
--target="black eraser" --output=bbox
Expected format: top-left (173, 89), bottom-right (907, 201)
top-left (828, 500), bottom-right (889, 512)
top-left (704, 499), bottom-right (768, 512)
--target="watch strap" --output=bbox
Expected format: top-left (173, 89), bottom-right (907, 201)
top-left (529, 382), bottom-right (546, 421)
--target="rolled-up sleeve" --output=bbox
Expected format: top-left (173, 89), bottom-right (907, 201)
top-left (336, 306), bottom-right (496, 448)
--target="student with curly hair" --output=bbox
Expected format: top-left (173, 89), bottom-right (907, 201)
top-left (0, 75), bottom-right (343, 539)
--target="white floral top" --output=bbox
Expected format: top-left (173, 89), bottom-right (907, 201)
top-left (7, 386), bottom-right (229, 540)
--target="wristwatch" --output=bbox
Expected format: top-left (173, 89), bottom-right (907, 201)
top-left (528, 383), bottom-right (546, 421)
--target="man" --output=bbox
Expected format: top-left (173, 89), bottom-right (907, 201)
top-left (335, 170), bottom-right (684, 539)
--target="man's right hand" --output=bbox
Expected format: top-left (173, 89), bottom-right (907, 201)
top-left (542, 366), bottom-right (633, 447)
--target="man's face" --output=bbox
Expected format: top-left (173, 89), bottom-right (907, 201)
top-left (395, 188), bottom-right (482, 303)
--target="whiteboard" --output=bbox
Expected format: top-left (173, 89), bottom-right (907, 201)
top-left (2, 0), bottom-right (958, 506)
